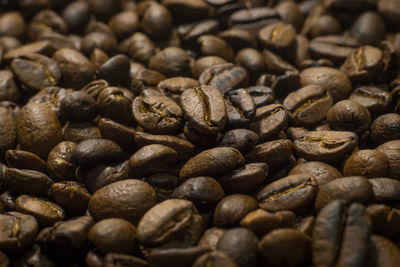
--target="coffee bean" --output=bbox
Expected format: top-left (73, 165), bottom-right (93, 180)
top-left (88, 179), bottom-right (156, 224)
top-left (368, 235), bottom-right (400, 267)
top-left (0, 107), bottom-right (16, 158)
top-left (349, 85), bottom-right (392, 117)
top-left (181, 85), bottom-right (226, 135)
top-left (51, 181), bottom-right (91, 215)
top-left (217, 227), bottom-right (258, 267)
top-left (148, 246), bottom-right (210, 267)
top-left (260, 228), bottom-right (311, 267)
top-left (4, 168), bottom-right (53, 196)
top-left (289, 161), bottom-right (342, 187)
top-left (72, 139), bottom-right (123, 166)
top-left (367, 204), bottom-right (400, 238)
top-left (193, 251), bottom-right (238, 267)
top-left (180, 147), bottom-right (244, 179)
top-left (370, 113), bottom-right (400, 145)
top-left (213, 194), bottom-right (258, 226)
top-left (5, 150), bottom-right (47, 173)
top-left (343, 149), bottom-right (390, 178)
top-left (137, 199), bottom-right (203, 246)
top-left (16, 103), bottom-right (62, 159)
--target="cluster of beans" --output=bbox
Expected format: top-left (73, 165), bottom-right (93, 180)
top-left (1, 0), bottom-right (400, 266)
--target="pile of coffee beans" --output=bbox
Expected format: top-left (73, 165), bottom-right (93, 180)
top-left (1, 0), bottom-right (400, 266)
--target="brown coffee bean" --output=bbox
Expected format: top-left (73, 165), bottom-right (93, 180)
top-left (259, 22), bottom-right (296, 52)
top-left (198, 227), bottom-right (226, 250)
top-left (197, 35), bottom-right (234, 61)
top-left (108, 11), bottom-right (139, 40)
top-left (351, 12), bottom-right (385, 46)
top-left (88, 179), bottom-right (156, 224)
top-left (180, 147), bottom-right (244, 179)
top-left (219, 28), bottom-right (256, 50)
top-left (4, 41), bottom-right (55, 62)
top-left (0, 211), bottom-right (38, 253)
top-left (52, 48), bottom-right (96, 89)
top-left (219, 162), bottom-right (268, 194)
top-left (370, 113), bottom-right (400, 145)
top-left (245, 139), bottom-right (293, 169)
top-left (148, 246), bottom-right (210, 267)
top-left (315, 176), bottom-right (374, 211)
top-left (193, 251), bottom-right (238, 267)
top-left (137, 199), bottom-right (203, 247)
top-left (51, 181), bottom-right (91, 215)
top-left (181, 85), bottom-right (226, 135)
top-left (139, 2), bottom-right (172, 41)
top-left (349, 85), bottom-right (392, 117)
top-left (149, 47), bottom-right (191, 77)
top-left (300, 66), bottom-right (352, 102)
top-left (132, 95), bottom-right (183, 134)
top-left (376, 140), bottom-right (400, 179)
top-left (173, 177), bottom-right (224, 206)
top-left (368, 235), bottom-right (400, 267)
top-left (5, 150), bottom-right (47, 173)
top-left (260, 228), bottom-right (311, 266)
top-left (4, 168), bottom-right (53, 196)
top-left (157, 77), bottom-right (200, 102)
top-left (283, 85), bottom-right (333, 127)
top-left (217, 227), bottom-right (258, 267)
top-left (191, 56), bottom-right (227, 78)
top-left (290, 128), bottom-right (358, 163)
top-left (246, 86), bottom-right (275, 107)
top-left (72, 139), bottom-right (123, 166)
top-left (344, 149), bottom-right (390, 178)
top-left (0, 107), bottom-right (16, 158)
top-left (313, 200), bottom-right (372, 267)
top-left (219, 129), bottom-right (259, 153)
top-left (15, 195), bottom-right (65, 227)
top-left (199, 63), bottom-right (249, 94)
top-left (88, 218), bottom-right (137, 254)
top-left (240, 209), bottom-right (295, 237)
top-left (98, 118), bottom-right (136, 151)
top-left (258, 174), bottom-right (318, 214)
top-left (16, 103), bottom-right (62, 159)
top-left (47, 141), bottom-right (77, 181)
top-left (128, 144), bottom-right (178, 177)
top-left (288, 161), bottom-right (342, 187)
top-left (367, 204), bottom-right (400, 238)
top-left (60, 91), bottom-right (97, 122)
top-left (213, 194), bottom-right (258, 226)
top-left (369, 178), bottom-right (400, 204)
top-left (0, 70), bottom-right (19, 102)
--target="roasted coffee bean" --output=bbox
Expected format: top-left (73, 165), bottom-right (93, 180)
top-left (16, 103), bottom-right (62, 159)
top-left (300, 67), bottom-right (352, 102)
top-left (349, 85), bottom-right (392, 117)
top-left (97, 54), bottom-right (131, 86)
top-left (88, 179), bottom-right (156, 224)
top-left (315, 176), bottom-right (373, 211)
top-left (259, 228), bottom-right (311, 267)
top-left (290, 128), bottom-right (358, 163)
top-left (157, 77), bottom-right (200, 102)
top-left (180, 147), bottom-right (244, 179)
top-left (219, 129), bottom-right (259, 153)
top-left (52, 48), bottom-right (96, 89)
top-left (310, 15), bottom-right (342, 38)
top-left (245, 139), bottom-right (293, 169)
top-left (283, 85), bottom-right (333, 127)
top-left (377, 140), bottom-right (400, 179)
top-left (193, 251), bottom-right (238, 267)
top-left (213, 194), bottom-right (258, 227)
top-left (0, 70), bottom-right (19, 102)
top-left (149, 47), bottom-right (191, 77)
top-left (173, 177), bottom-right (224, 206)
top-left (368, 235), bottom-right (400, 267)
top-left (240, 209), bottom-right (295, 237)
top-left (97, 87), bottom-right (134, 124)
top-left (219, 162), bottom-right (268, 194)
top-left (47, 141), bottom-right (77, 181)
top-left (148, 246), bottom-right (210, 267)
top-left (128, 144), bottom-right (178, 177)
top-left (0, 107), bottom-right (17, 158)
top-left (88, 218), bottom-right (137, 254)
top-left (262, 49), bottom-right (297, 75)
top-left (351, 12), bottom-right (386, 46)
top-left (198, 227), bottom-right (226, 250)
top-left (219, 28), bottom-right (256, 50)
top-left (139, 2), bottom-right (172, 41)
top-left (224, 88), bottom-right (256, 128)
top-left (4, 41), bottom-right (55, 62)
top-left (103, 253), bottom-right (148, 267)
top-left (369, 178), bottom-right (400, 204)
top-left (246, 86), bottom-right (275, 107)
top-left (178, 19), bottom-right (219, 45)
top-left (72, 139), bottom-right (123, 166)
top-left (197, 35), bottom-right (234, 61)
top-left (0, 212), bottom-right (38, 253)
top-left (51, 181), bottom-right (91, 215)
top-left (5, 150), bottom-right (47, 173)
top-left (199, 63), bottom-right (249, 94)
top-left (258, 174), bottom-right (318, 214)
top-left (327, 100), bottom-right (371, 135)
top-left (137, 199), bottom-right (203, 247)
top-left (367, 204), bottom-right (400, 238)
top-left (259, 22), bottom-right (296, 52)
top-left (191, 56), bottom-right (227, 78)
top-left (60, 91), bottom-right (97, 122)
top-left (313, 200), bottom-right (372, 267)
top-left (343, 149), bottom-right (390, 178)
top-left (98, 118), bottom-right (136, 151)
top-left (235, 48), bottom-right (264, 82)
top-left (370, 113), bottom-right (400, 145)
top-left (308, 35), bottom-right (358, 65)
top-left (288, 161), bottom-right (342, 187)
top-left (15, 195), bottom-right (65, 227)
top-left (181, 85), bottom-right (226, 135)
top-left (108, 11), bottom-right (139, 40)
top-left (4, 168), bottom-right (53, 196)
top-left (132, 95), bottom-right (183, 134)
top-left (250, 104), bottom-right (290, 141)
top-left (37, 216), bottom-right (93, 256)
top-left (11, 53), bottom-right (61, 92)
top-left (216, 227), bottom-right (258, 267)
